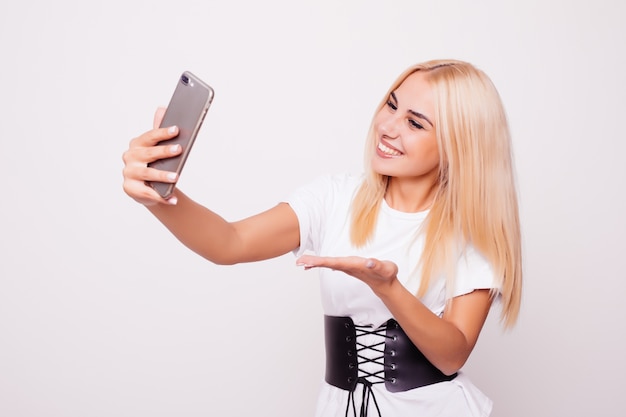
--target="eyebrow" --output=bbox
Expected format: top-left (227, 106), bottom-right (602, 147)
top-left (390, 91), bottom-right (434, 127)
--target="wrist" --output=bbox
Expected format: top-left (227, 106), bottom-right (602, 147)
top-left (373, 275), bottom-right (401, 300)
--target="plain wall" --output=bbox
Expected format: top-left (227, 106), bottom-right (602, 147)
top-left (1, 0), bottom-right (625, 416)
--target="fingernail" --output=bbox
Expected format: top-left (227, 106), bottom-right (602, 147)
top-left (168, 126), bottom-right (177, 134)
top-left (166, 172), bottom-right (177, 181)
top-left (169, 144), bottom-right (180, 154)
top-left (168, 196), bottom-right (178, 205)
top-left (366, 260), bottom-right (375, 268)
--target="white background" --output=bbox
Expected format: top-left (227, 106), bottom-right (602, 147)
top-left (1, 1), bottom-right (625, 416)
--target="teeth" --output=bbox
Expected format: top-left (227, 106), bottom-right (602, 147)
top-left (378, 142), bottom-right (401, 156)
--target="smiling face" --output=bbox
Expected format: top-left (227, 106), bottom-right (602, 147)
top-left (370, 71), bottom-right (440, 183)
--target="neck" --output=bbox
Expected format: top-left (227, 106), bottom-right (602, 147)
top-left (385, 175), bottom-right (439, 213)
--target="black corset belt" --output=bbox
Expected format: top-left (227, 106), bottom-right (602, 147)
top-left (324, 315), bottom-right (457, 416)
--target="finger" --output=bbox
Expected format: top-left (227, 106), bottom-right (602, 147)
top-left (296, 255), bottom-right (321, 268)
top-left (297, 255), bottom-right (340, 269)
top-left (297, 255), bottom-right (358, 272)
top-left (128, 125), bottom-right (180, 149)
top-left (140, 142), bottom-right (182, 164)
top-left (122, 142), bottom-right (182, 168)
top-left (123, 163), bottom-right (178, 184)
top-left (153, 106), bottom-right (167, 129)
top-left (122, 178), bottom-right (176, 206)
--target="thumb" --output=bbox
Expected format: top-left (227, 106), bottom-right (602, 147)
top-left (153, 106), bottom-right (167, 129)
top-left (367, 259), bottom-right (399, 278)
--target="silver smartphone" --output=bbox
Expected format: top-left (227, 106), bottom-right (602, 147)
top-left (148, 71), bottom-right (214, 198)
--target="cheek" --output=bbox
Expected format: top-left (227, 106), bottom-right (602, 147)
top-left (410, 137), bottom-right (440, 168)
top-left (426, 146), bottom-right (440, 169)
top-left (425, 140), bottom-right (440, 162)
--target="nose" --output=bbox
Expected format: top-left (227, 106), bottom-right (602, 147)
top-left (379, 113), bottom-right (401, 138)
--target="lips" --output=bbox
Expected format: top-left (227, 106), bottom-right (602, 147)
top-left (377, 142), bottom-right (402, 157)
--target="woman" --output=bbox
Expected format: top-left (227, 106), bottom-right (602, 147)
top-left (122, 59), bottom-right (522, 417)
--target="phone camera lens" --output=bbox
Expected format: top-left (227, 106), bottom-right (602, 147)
top-left (181, 75), bottom-right (189, 85)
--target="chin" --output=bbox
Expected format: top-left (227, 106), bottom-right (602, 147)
top-left (371, 160), bottom-right (398, 177)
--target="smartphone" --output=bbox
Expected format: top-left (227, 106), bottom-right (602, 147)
top-left (148, 71), bottom-right (214, 198)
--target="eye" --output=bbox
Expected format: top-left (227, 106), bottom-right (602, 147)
top-left (386, 100), bottom-right (397, 111)
top-left (409, 119), bottom-right (424, 130)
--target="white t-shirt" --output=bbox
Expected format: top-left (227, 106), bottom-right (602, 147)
top-left (285, 173), bottom-right (497, 417)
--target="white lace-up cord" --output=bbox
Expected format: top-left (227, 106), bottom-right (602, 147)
top-left (344, 323), bottom-right (394, 417)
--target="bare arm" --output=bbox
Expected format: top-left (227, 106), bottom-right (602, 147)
top-left (122, 108), bottom-right (300, 264)
top-left (296, 255), bottom-right (492, 375)
top-left (148, 194), bottom-right (300, 264)
top-left (375, 273), bottom-right (491, 375)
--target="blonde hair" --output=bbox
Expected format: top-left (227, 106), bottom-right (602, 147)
top-left (350, 59), bottom-right (522, 328)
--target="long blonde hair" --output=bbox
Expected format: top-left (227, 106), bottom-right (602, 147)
top-left (350, 59), bottom-right (522, 328)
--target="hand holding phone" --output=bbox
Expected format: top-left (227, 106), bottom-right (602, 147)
top-left (148, 71), bottom-right (214, 198)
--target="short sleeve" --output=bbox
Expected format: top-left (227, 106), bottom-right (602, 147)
top-left (453, 245), bottom-right (499, 297)
top-left (283, 175), bottom-right (333, 257)
top-left (283, 174), bottom-right (360, 258)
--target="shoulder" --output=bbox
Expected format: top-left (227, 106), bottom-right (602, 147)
top-left (284, 173), bottom-right (363, 256)
top-left (283, 173), bottom-right (363, 231)
top-left (453, 245), bottom-right (498, 296)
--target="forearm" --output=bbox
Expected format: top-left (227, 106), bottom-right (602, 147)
top-left (123, 117), bottom-right (297, 264)
top-left (147, 189), bottom-right (243, 265)
top-left (147, 189), bottom-right (300, 264)
top-left (296, 255), bottom-right (492, 375)
top-left (375, 280), bottom-right (477, 375)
